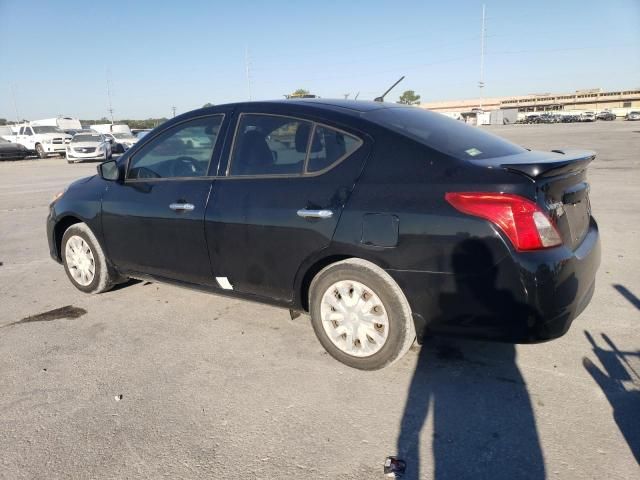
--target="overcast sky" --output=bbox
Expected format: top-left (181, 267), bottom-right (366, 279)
top-left (1, 0), bottom-right (639, 120)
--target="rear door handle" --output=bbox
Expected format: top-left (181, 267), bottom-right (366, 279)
top-left (169, 203), bottom-right (195, 211)
top-left (297, 209), bottom-right (333, 219)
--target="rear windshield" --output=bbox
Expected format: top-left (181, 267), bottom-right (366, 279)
top-left (365, 106), bottom-right (525, 160)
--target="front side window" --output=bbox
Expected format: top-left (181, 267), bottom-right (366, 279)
top-left (307, 126), bottom-right (362, 172)
top-left (229, 114), bottom-right (312, 176)
top-left (127, 115), bottom-right (223, 179)
top-left (21, 127), bottom-right (32, 136)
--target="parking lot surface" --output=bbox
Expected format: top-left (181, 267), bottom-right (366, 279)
top-left (1, 121), bottom-right (638, 479)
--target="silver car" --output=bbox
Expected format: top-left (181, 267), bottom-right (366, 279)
top-left (66, 133), bottom-right (112, 163)
top-left (626, 111), bottom-right (640, 121)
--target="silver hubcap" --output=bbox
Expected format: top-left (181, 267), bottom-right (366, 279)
top-left (65, 235), bottom-right (95, 286)
top-left (320, 280), bottom-right (389, 357)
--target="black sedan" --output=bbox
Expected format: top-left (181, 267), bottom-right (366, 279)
top-left (0, 137), bottom-right (28, 160)
top-left (47, 100), bottom-right (600, 370)
top-left (596, 111), bottom-right (616, 121)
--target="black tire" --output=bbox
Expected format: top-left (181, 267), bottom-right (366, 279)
top-left (35, 143), bottom-right (47, 159)
top-left (61, 223), bottom-right (118, 294)
top-left (309, 258), bottom-right (415, 370)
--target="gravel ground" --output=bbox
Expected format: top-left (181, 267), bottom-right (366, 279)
top-left (0, 121), bottom-right (638, 479)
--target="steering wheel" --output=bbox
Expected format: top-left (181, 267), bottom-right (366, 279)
top-left (133, 166), bottom-right (161, 179)
top-left (169, 156), bottom-right (200, 177)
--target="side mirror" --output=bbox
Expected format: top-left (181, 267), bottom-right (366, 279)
top-left (97, 160), bottom-right (122, 181)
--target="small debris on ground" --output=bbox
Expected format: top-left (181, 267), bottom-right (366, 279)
top-left (114, 394), bottom-right (123, 401)
top-left (384, 456), bottom-right (406, 477)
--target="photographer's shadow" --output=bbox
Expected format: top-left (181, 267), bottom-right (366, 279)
top-left (396, 239), bottom-right (545, 479)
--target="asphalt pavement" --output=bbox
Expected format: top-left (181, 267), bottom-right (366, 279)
top-left (0, 120), bottom-right (638, 479)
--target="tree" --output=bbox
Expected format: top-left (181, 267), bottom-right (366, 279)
top-left (397, 90), bottom-right (421, 105)
top-left (0, 118), bottom-right (7, 126)
top-left (202, 102), bottom-right (214, 108)
top-left (293, 89), bottom-right (310, 96)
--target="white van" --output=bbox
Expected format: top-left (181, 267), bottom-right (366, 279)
top-left (31, 116), bottom-right (82, 134)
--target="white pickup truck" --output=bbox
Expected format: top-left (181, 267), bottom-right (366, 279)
top-left (6, 124), bottom-right (72, 158)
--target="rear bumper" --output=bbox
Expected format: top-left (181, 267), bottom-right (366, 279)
top-left (388, 219), bottom-right (601, 343)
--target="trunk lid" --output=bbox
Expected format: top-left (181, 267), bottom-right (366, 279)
top-left (473, 149), bottom-right (595, 250)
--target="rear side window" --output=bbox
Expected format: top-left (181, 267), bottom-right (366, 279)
top-left (229, 114), bottom-right (312, 176)
top-left (366, 107), bottom-right (525, 160)
top-left (306, 126), bottom-right (362, 173)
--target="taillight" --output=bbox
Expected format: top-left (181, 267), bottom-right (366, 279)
top-left (445, 192), bottom-right (562, 251)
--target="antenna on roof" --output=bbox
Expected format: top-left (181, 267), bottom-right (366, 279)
top-left (374, 76), bottom-right (405, 102)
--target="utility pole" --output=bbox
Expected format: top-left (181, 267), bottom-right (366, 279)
top-left (478, 4), bottom-right (486, 111)
top-left (106, 69), bottom-right (114, 123)
top-left (172, 106), bottom-right (176, 118)
top-left (10, 83), bottom-right (20, 123)
top-left (245, 46), bottom-right (252, 101)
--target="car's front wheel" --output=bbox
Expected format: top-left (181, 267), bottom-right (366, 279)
top-left (35, 143), bottom-right (47, 159)
top-left (61, 223), bottom-right (118, 294)
top-left (309, 258), bottom-right (415, 370)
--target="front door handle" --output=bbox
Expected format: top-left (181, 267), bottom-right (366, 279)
top-left (169, 203), bottom-right (195, 211)
top-left (297, 209), bottom-right (333, 219)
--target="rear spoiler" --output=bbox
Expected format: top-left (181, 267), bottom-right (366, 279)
top-left (473, 149), bottom-right (596, 179)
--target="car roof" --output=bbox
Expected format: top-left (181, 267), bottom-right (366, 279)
top-left (202, 98), bottom-right (412, 117)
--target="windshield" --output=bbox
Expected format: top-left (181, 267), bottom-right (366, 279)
top-left (113, 133), bottom-right (134, 140)
top-left (365, 106), bottom-right (525, 161)
top-left (72, 134), bottom-right (102, 143)
top-left (32, 126), bottom-right (64, 134)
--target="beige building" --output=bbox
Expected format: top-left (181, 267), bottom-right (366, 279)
top-left (422, 88), bottom-right (640, 116)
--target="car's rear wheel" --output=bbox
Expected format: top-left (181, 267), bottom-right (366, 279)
top-left (61, 223), bottom-right (117, 294)
top-left (309, 258), bottom-right (415, 370)
top-left (35, 143), bottom-right (46, 159)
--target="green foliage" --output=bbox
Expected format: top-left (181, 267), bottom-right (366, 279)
top-left (397, 90), bottom-right (421, 105)
top-left (0, 118), bottom-right (6, 126)
top-left (202, 102), bottom-right (215, 108)
top-left (79, 118), bottom-right (169, 129)
top-left (293, 89), bottom-right (310, 96)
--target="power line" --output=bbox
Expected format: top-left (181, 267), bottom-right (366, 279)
top-left (106, 69), bottom-right (114, 123)
top-left (245, 46), bottom-right (252, 101)
top-left (10, 83), bottom-right (20, 123)
top-left (479, 4), bottom-right (486, 110)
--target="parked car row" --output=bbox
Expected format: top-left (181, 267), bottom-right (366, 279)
top-left (518, 110), bottom-right (639, 125)
top-left (520, 111), bottom-right (605, 124)
top-left (0, 118), bottom-right (143, 161)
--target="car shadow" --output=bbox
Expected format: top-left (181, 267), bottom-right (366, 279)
top-left (583, 331), bottom-right (640, 464)
top-left (396, 239), bottom-right (546, 479)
